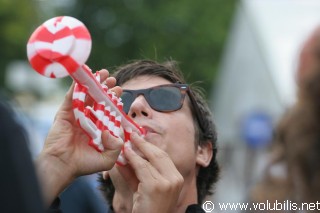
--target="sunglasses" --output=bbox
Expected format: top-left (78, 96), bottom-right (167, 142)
top-left (121, 83), bottom-right (206, 134)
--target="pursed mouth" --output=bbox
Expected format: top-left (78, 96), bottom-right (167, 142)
top-left (141, 126), bottom-right (158, 135)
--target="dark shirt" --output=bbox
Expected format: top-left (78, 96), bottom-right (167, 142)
top-left (186, 204), bottom-right (206, 213)
top-left (0, 98), bottom-right (45, 213)
top-left (49, 198), bottom-right (205, 213)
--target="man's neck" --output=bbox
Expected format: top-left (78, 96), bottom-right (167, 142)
top-left (112, 190), bottom-right (133, 213)
top-left (112, 174), bottom-right (198, 213)
top-left (174, 175), bottom-right (198, 213)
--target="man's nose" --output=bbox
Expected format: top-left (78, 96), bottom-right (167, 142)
top-left (128, 95), bottom-right (152, 118)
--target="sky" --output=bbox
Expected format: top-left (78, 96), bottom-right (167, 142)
top-left (245, 0), bottom-right (320, 105)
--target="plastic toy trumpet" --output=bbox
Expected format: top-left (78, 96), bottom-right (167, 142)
top-left (26, 16), bottom-right (144, 165)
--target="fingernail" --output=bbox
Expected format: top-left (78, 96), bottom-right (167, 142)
top-left (102, 171), bottom-right (109, 180)
top-left (124, 142), bottom-right (132, 151)
top-left (125, 141), bottom-right (132, 148)
top-left (130, 132), bottom-right (138, 140)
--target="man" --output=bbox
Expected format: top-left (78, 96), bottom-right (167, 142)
top-left (38, 59), bottom-right (219, 213)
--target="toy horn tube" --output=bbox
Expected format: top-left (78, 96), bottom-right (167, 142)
top-left (26, 16), bottom-right (144, 165)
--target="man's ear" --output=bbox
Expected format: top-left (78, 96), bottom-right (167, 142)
top-left (196, 141), bottom-right (213, 167)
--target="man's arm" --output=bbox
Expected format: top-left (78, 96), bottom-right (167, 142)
top-left (36, 70), bottom-right (123, 206)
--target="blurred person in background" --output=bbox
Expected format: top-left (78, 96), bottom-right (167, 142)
top-left (0, 93), bottom-right (110, 213)
top-left (37, 59), bottom-right (220, 213)
top-left (59, 174), bottom-right (110, 213)
top-left (0, 94), bottom-right (44, 213)
top-left (250, 26), bottom-right (320, 209)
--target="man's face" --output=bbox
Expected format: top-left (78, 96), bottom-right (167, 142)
top-left (120, 75), bottom-right (198, 177)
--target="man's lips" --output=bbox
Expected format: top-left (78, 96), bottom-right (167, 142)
top-left (141, 126), bottom-right (157, 135)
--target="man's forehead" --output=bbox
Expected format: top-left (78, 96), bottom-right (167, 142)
top-left (121, 75), bottom-right (172, 90)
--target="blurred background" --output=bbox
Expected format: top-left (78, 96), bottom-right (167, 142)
top-left (1, 0), bottom-right (320, 212)
top-left (0, 0), bottom-right (236, 155)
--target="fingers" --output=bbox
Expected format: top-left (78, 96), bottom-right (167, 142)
top-left (85, 69), bottom-right (122, 106)
top-left (102, 171), bottom-right (109, 180)
top-left (97, 69), bottom-right (122, 97)
top-left (116, 164), bottom-right (139, 192)
top-left (123, 142), bottom-right (184, 204)
top-left (104, 74), bottom-right (116, 87)
top-left (122, 133), bottom-right (183, 192)
top-left (57, 68), bottom-right (120, 115)
top-left (101, 130), bottom-right (124, 150)
top-left (127, 133), bottom-right (181, 180)
top-left (92, 131), bottom-right (123, 171)
top-left (104, 76), bottom-right (122, 96)
top-left (96, 69), bottom-right (114, 87)
top-left (123, 145), bottom-right (161, 182)
top-left (109, 167), bottom-right (136, 197)
top-left (96, 130), bottom-right (124, 170)
top-left (96, 69), bottom-right (115, 88)
top-left (111, 86), bottom-right (122, 98)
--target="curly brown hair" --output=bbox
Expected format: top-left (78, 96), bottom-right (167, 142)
top-left (98, 59), bottom-right (219, 205)
top-left (250, 26), bottom-right (320, 206)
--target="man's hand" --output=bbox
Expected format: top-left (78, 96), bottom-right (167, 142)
top-left (110, 132), bottom-right (184, 213)
top-left (36, 69), bottom-right (123, 206)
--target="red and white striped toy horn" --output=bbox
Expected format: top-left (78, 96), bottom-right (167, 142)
top-left (27, 16), bottom-right (144, 165)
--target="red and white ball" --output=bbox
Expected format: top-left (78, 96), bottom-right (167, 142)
top-left (27, 16), bottom-right (92, 78)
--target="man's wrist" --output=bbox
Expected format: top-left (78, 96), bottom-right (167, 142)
top-left (35, 153), bottom-right (75, 206)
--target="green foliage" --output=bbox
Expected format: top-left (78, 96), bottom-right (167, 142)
top-left (0, 0), bottom-right (39, 87)
top-left (0, 0), bottom-right (236, 98)
top-left (63, 0), bottom-right (237, 98)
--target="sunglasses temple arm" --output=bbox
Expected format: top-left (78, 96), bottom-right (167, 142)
top-left (187, 90), bottom-right (206, 134)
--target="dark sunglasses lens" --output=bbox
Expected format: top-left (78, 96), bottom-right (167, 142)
top-left (149, 87), bottom-right (182, 111)
top-left (121, 91), bottom-right (135, 114)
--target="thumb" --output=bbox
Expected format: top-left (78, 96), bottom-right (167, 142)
top-left (97, 131), bottom-right (124, 170)
top-left (102, 171), bottom-right (109, 180)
